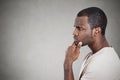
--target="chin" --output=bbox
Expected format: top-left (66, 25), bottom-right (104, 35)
top-left (81, 43), bottom-right (87, 47)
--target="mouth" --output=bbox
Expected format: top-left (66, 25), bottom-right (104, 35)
top-left (74, 41), bottom-right (79, 46)
top-left (73, 36), bottom-right (79, 46)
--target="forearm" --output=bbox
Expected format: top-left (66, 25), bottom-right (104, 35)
top-left (64, 42), bottom-right (82, 80)
top-left (64, 60), bottom-right (74, 80)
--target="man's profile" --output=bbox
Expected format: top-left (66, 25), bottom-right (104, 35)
top-left (64, 7), bottom-right (120, 80)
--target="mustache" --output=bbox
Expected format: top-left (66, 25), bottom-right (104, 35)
top-left (73, 36), bottom-right (78, 41)
top-left (73, 36), bottom-right (79, 46)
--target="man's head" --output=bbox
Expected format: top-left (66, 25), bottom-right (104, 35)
top-left (73, 7), bottom-right (107, 46)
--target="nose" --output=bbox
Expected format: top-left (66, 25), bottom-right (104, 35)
top-left (73, 28), bottom-right (78, 36)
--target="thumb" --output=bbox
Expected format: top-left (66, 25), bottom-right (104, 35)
top-left (76, 42), bottom-right (82, 50)
top-left (74, 42), bottom-right (82, 58)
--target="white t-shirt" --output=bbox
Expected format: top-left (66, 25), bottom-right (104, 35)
top-left (79, 47), bottom-right (120, 80)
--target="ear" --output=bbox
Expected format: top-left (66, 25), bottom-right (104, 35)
top-left (92, 27), bottom-right (101, 37)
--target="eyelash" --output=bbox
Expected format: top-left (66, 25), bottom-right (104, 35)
top-left (76, 26), bottom-right (81, 30)
top-left (76, 26), bottom-right (86, 31)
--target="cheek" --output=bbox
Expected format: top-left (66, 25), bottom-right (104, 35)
top-left (78, 31), bottom-right (92, 41)
top-left (77, 32), bottom-right (86, 40)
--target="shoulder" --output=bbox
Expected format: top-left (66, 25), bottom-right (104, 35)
top-left (83, 47), bottom-right (120, 79)
top-left (87, 47), bottom-right (120, 69)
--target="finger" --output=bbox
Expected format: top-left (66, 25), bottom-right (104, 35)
top-left (74, 41), bottom-right (78, 46)
top-left (71, 41), bottom-right (76, 47)
top-left (71, 41), bottom-right (76, 50)
top-left (78, 42), bottom-right (82, 48)
top-left (76, 42), bottom-right (82, 51)
top-left (73, 42), bottom-right (82, 60)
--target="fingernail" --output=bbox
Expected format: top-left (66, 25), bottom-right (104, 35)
top-left (79, 42), bottom-right (82, 46)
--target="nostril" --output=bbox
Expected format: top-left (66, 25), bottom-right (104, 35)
top-left (73, 31), bottom-right (79, 36)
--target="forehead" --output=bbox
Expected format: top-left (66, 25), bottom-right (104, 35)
top-left (74, 16), bottom-right (89, 26)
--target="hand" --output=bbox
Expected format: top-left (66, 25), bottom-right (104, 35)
top-left (64, 42), bottom-right (82, 64)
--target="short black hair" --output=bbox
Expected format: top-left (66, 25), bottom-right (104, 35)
top-left (77, 7), bottom-right (107, 35)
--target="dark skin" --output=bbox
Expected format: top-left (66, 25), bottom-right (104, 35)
top-left (64, 16), bottom-right (110, 80)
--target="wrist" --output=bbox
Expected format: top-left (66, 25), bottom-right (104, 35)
top-left (64, 59), bottom-right (73, 70)
top-left (64, 58), bottom-right (73, 64)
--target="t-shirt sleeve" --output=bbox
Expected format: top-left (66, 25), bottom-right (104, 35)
top-left (80, 53), bottom-right (120, 80)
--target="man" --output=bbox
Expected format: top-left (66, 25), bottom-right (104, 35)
top-left (64, 7), bottom-right (120, 80)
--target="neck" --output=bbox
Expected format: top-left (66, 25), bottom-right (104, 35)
top-left (88, 35), bottom-right (110, 54)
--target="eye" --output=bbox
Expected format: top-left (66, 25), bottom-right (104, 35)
top-left (75, 26), bottom-right (86, 31)
top-left (76, 26), bottom-right (81, 30)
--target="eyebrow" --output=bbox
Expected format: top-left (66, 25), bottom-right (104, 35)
top-left (74, 26), bottom-right (87, 30)
top-left (74, 26), bottom-right (81, 28)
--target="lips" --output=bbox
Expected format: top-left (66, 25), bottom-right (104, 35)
top-left (74, 36), bottom-right (78, 41)
top-left (73, 36), bottom-right (79, 45)
top-left (74, 41), bottom-right (79, 46)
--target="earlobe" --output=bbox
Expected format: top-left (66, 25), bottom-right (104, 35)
top-left (93, 27), bottom-right (101, 37)
top-left (95, 30), bottom-right (99, 34)
top-left (96, 27), bottom-right (101, 34)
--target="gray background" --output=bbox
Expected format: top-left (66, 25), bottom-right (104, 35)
top-left (0, 0), bottom-right (120, 80)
